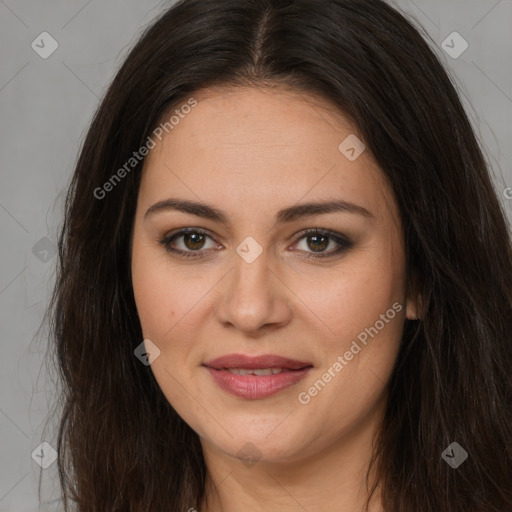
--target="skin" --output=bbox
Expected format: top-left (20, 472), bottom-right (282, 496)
top-left (130, 86), bottom-right (419, 512)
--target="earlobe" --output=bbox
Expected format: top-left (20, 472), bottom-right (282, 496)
top-left (405, 307), bottom-right (418, 320)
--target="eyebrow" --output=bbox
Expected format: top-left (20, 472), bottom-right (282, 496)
top-left (144, 198), bottom-right (373, 224)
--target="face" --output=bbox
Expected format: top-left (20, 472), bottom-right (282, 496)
top-left (131, 86), bottom-right (416, 465)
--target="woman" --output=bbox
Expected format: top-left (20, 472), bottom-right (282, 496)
top-left (46, 0), bottom-right (512, 510)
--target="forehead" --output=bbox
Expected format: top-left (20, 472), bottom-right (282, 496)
top-left (139, 86), bottom-right (397, 224)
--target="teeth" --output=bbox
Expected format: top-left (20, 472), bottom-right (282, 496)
top-left (226, 368), bottom-right (286, 376)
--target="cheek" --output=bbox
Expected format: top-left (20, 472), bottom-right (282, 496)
top-left (131, 243), bottom-right (169, 338)
top-left (131, 246), bottom-right (204, 418)
top-left (295, 274), bottom-right (404, 448)
top-left (304, 250), bottom-right (405, 411)
top-left (294, 251), bottom-right (405, 343)
top-left (131, 240), bottom-right (202, 340)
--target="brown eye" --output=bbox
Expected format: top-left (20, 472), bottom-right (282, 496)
top-left (183, 232), bottom-right (206, 250)
top-left (294, 229), bottom-right (354, 258)
top-left (160, 228), bottom-right (218, 258)
top-left (306, 234), bottom-right (329, 252)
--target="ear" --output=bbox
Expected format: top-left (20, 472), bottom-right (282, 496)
top-left (405, 274), bottom-right (422, 320)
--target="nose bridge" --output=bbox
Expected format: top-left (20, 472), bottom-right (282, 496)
top-left (216, 236), bottom-right (292, 332)
top-left (229, 239), bottom-right (273, 310)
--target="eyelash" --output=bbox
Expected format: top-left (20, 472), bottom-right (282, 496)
top-left (159, 227), bottom-right (354, 260)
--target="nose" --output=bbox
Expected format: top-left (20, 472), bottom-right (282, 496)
top-left (215, 245), bottom-right (293, 335)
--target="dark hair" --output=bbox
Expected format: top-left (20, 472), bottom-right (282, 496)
top-left (45, 0), bottom-right (512, 510)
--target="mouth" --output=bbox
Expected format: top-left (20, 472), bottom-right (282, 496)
top-left (202, 353), bottom-right (313, 400)
top-left (221, 368), bottom-right (293, 375)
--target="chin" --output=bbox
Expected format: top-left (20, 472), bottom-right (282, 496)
top-left (199, 419), bottom-right (312, 465)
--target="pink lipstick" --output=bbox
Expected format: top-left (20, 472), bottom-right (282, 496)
top-left (203, 354), bottom-right (313, 400)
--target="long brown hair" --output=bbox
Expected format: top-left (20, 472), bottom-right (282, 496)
top-left (45, 0), bottom-right (512, 510)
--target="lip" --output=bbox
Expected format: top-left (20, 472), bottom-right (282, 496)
top-left (204, 353), bottom-right (312, 370)
top-left (203, 353), bottom-right (313, 400)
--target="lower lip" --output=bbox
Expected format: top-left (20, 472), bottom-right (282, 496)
top-left (204, 366), bottom-right (312, 399)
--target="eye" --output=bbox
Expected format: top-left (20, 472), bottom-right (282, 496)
top-left (160, 228), bottom-right (219, 259)
top-left (292, 228), bottom-right (353, 258)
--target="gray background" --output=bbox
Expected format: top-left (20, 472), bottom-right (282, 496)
top-left (0, 1), bottom-right (511, 510)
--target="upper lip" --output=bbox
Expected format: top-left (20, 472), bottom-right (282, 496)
top-left (203, 353), bottom-right (313, 370)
